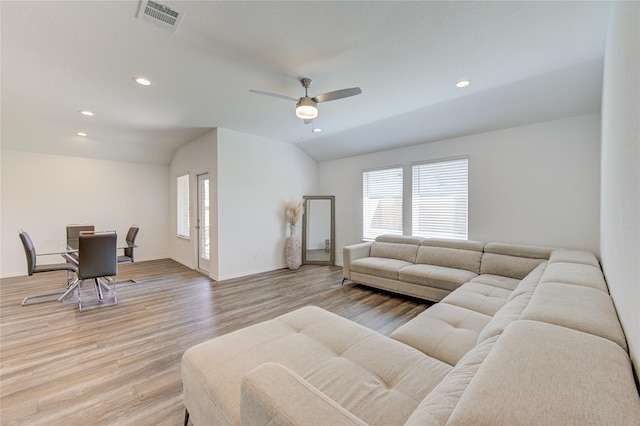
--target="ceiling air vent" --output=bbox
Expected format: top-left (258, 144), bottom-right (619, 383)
top-left (138, 0), bottom-right (184, 33)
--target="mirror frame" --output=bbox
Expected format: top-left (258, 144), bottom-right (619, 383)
top-left (301, 195), bottom-right (335, 265)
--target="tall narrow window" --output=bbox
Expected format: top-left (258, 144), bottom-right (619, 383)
top-left (363, 167), bottom-right (403, 240)
top-left (177, 173), bottom-right (190, 238)
top-left (412, 157), bottom-right (468, 239)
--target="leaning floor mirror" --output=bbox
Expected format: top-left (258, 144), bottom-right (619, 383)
top-left (301, 195), bottom-right (335, 265)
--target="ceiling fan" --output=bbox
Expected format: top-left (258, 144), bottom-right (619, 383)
top-left (250, 78), bottom-right (362, 123)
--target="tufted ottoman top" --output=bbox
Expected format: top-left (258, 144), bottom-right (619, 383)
top-left (182, 306), bottom-right (451, 426)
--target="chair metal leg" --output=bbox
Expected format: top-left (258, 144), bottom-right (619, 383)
top-left (341, 277), bottom-right (347, 285)
top-left (94, 278), bottom-right (104, 301)
top-left (58, 278), bottom-right (80, 301)
top-left (184, 409), bottom-right (189, 426)
top-left (98, 278), bottom-right (112, 292)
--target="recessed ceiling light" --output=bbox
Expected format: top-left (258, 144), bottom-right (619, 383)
top-left (456, 80), bottom-right (471, 88)
top-left (312, 128), bottom-right (322, 133)
top-left (80, 110), bottom-right (94, 116)
top-left (76, 132), bottom-right (88, 137)
top-left (134, 77), bottom-right (151, 86)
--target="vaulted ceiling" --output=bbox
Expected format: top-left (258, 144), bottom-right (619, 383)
top-left (1, 1), bottom-right (612, 165)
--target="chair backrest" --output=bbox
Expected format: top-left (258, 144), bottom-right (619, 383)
top-left (124, 225), bottom-right (139, 259)
top-left (78, 231), bottom-right (117, 280)
top-left (19, 231), bottom-right (37, 276)
top-left (67, 224), bottom-right (95, 250)
top-left (67, 224), bottom-right (95, 239)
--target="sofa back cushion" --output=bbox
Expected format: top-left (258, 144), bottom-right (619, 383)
top-left (480, 243), bottom-right (552, 279)
top-left (370, 242), bottom-right (419, 263)
top-left (416, 246), bottom-right (483, 274)
top-left (548, 248), bottom-right (600, 268)
top-left (447, 321), bottom-right (640, 425)
top-left (375, 234), bottom-right (425, 245)
top-left (420, 238), bottom-right (484, 251)
top-left (542, 249), bottom-right (608, 293)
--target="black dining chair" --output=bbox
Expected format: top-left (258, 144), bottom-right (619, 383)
top-left (75, 231), bottom-right (118, 311)
top-left (19, 230), bottom-right (78, 279)
top-left (63, 224), bottom-right (95, 265)
top-left (117, 225), bottom-right (139, 263)
top-left (19, 231), bottom-right (78, 305)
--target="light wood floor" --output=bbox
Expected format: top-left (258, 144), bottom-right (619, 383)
top-left (0, 259), bottom-right (432, 425)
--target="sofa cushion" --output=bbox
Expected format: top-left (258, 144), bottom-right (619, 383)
top-left (420, 238), bottom-right (485, 251)
top-left (506, 260), bottom-right (548, 302)
top-left (390, 303), bottom-right (491, 366)
top-left (403, 335), bottom-right (500, 426)
top-left (240, 363), bottom-right (367, 426)
top-left (480, 242), bottom-right (551, 280)
top-left (440, 282), bottom-right (512, 316)
top-left (474, 258), bottom-right (548, 345)
top-left (521, 282), bottom-right (628, 350)
top-left (375, 234), bottom-right (425, 245)
top-left (548, 248), bottom-right (601, 268)
top-left (370, 241), bottom-right (419, 263)
top-left (398, 264), bottom-right (477, 292)
top-left (415, 246), bottom-right (482, 274)
top-left (483, 242), bottom-right (553, 259)
top-left (540, 262), bottom-right (608, 293)
top-left (447, 321), bottom-right (640, 425)
top-left (350, 257), bottom-right (413, 280)
top-left (480, 253), bottom-right (545, 280)
top-left (182, 306), bottom-right (452, 426)
top-left (467, 274), bottom-right (520, 291)
top-left (476, 292), bottom-right (530, 344)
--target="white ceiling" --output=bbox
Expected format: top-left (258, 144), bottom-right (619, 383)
top-left (1, 1), bottom-right (612, 165)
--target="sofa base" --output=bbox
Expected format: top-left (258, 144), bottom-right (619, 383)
top-left (349, 272), bottom-right (449, 302)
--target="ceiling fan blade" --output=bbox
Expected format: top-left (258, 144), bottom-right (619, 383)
top-left (249, 89), bottom-right (298, 102)
top-left (314, 87), bottom-right (362, 103)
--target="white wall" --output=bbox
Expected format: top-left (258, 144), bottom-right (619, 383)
top-left (216, 128), bottom-right (317, 280)
top-left (169, 129), bottom-right (217, 271)
top-left (169, 128), bottom-right (318, 281)
top-left (600, 1), bottom-right (640, 375)
top-left (320, 113), bottom-right (601, 265)
top-left (1, 150), bottom-right (170, 277)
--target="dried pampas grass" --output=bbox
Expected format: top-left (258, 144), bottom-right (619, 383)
top-left (285, 200), bottom-right (304, 225)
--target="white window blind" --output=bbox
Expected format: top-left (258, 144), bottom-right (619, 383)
top-left (363, 167), bottom-right (403, 240)
top-left (177, 174), bottom-right (190, 238)
top-left (412, 158), bottom-right (468, 239)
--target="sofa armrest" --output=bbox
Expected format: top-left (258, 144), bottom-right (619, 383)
top-left (241, 362), bottom-right (367, 426)
top-left (343, 241), bottom-right (373, 280)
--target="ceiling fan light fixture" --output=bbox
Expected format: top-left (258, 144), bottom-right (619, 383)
top-left (134, 77), bottom-right (152, 86)
top-left (295, 97), bottom-right (318, 120)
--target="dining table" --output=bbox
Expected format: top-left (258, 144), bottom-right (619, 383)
top-left (35, 235), bottom-right (138, 306)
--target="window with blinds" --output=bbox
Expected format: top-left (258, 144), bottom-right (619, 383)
top-left (363, 167), bottom-right (403, 240)
top-left (177, 173), bottom-right (190, 238)
top-left (412, 157), bottom-right (468, 239)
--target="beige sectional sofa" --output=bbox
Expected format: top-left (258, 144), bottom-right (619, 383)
top-left (181, 237), bottom-right (640, 425)
top-left (342, 235), bottom-right (551, 302)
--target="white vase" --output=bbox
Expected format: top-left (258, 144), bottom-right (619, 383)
top-left (285, 224), bottom-right (301, 270)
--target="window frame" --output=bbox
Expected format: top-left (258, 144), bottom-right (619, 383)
top-left (362, 166), bottom-right (404, 241)
top-left (411, 156), bottom-right (469, 240)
